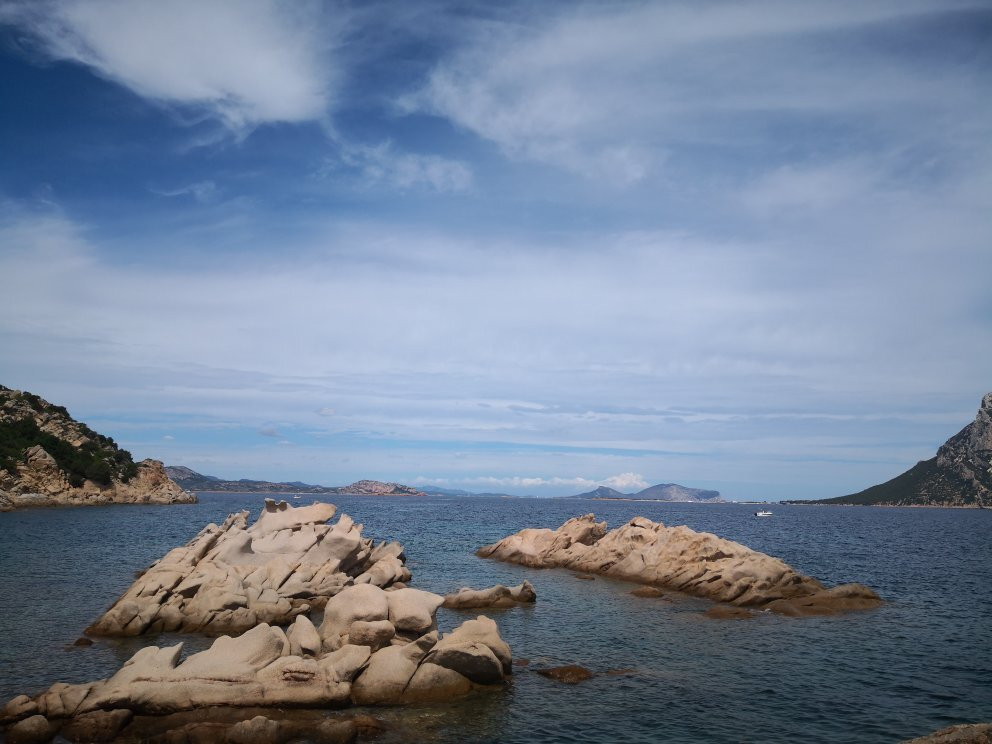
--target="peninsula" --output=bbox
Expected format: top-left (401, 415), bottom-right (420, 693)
top-left (791, 392), bottom-right (991, 508)
top-left (165, 466), bottom-right (427, 497)
top-left (0, 386), bottom-right (193, 511)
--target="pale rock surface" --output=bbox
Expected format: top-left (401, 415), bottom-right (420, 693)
top-left (442, 580), bottom-right (537, 609)
top-left (86, 500), bottom-right (411, 636)
top-left (478, 514), bottom-right (882, 617)
top-left (1, 586), bottom-right (511, 741)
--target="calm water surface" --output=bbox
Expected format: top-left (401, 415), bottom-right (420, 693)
top-left (1, 495), bottom-right (990, 743)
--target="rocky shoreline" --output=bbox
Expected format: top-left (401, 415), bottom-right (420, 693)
top-left (1, 500), bottom-right (515, 743)
top-left (478, 514), bottom-right (883, 616)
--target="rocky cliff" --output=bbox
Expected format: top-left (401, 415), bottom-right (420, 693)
top-left (812, 393), bottom-right (992, 508)
top-left (0, 386), bottom-right (194, 510)
top-left (165, 466), bottom-right (427, 497)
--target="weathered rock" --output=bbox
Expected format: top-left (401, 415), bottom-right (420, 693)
top-left (536, 665), bottom-right (594, 684)
top-left (386, 588), bottom-right (444, 634)
top-left (87, 500), bottom-right (411, 636)
top-left (3, 612), bottom-right (511, 737)
top-left (902, 723), bottom-right (992, 743)
top-left (60, 709), bottom-right (133, 742)
top-left (319, 584), bottom-right (392, 650)
top-left (286, 615), bottom-right (321, 657)
top-left (346, 620), bottom-right (395, 651)
top-left (442, 580), bottom-right (537, 609)
top-left (631, 586), bottom-right (665, 598)
top-left (6, 714), bottom-right (55, 744)
top-left (479, 514), bottom-right (883, 617)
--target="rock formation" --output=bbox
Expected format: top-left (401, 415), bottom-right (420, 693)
top-left (0, 594), bottom-right (512, 741)
top-left (442, 580), bottom-right (537, 609)
top-left (0, 386), bottom-right (194, 511)
top-left (478, 514), bottom-right (882, 616)
top-left (571, 482), bottom-right (723, 502)
top-left (809, 392), bottom-right (992, 507)
top-left (86, 499), bottom-right (410, 636)
top-left (902, 723), bottom-right (992, 743)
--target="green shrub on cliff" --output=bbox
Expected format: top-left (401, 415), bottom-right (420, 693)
top-left (0, 417), bottom-right (138, 486)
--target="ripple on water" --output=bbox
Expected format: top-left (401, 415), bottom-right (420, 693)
top-left (1, 496), bottom-right (991, 743)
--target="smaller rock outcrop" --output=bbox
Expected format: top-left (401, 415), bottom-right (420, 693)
top-left (442, 580), bottom-right (537, 609)
top-left (478, 514), bottom-right (882, 617)
top-left (1, 591), bottom-right (512, 741)
top-left (902, 723), bottom-right (992, 743)
top-left (87, 500), bottom-right (410, 636)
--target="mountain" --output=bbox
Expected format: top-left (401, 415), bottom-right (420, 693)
top-left (633, 483), bottom-right (723, 502)
top-left (165, 466), bottom-right (427, 497)
top-left (803, 393), bottom-right (991, 508)
top-left (572, 485), bottom-right (627, 499)
top-left (568, 482), bottom-right (723, 502)
top-left (0, 386), bottom-right (194, 511)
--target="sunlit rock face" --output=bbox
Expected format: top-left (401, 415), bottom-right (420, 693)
top-left (87, 499), bottom-right (411, 636)
top-left (479, 514), bottom-right (883, 616)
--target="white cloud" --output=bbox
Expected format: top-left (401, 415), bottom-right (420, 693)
top-left (150, 181), bottom-right (219, 204)
top-left (2, 0), bottom-right (333, 130)
top-left (601, 472), bottom-right (649, 491)
top-left (334, 141), bottom-right (472, 193)
top-left (404, 1), bottom-right (986, 182)
top-left (315, 407), bottom-right (336, 417)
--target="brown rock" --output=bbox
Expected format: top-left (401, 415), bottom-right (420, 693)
top-left (6, 714), bottom-right (55, 744)
top-left (902, 722), bottom-right (992, 743)
top-left (60, 709), bottom-right (133, 742)
top-left (631, 587), bottom-right (664, 598)
top-left (72, 637), bottom-right (94, 647)
top-left (536, 665), bottom-right (594, 684)
top-left (704, 605), bottom-right (755, 620)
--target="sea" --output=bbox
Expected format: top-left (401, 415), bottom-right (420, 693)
top-left (1, 494), bottom-right (990, 743)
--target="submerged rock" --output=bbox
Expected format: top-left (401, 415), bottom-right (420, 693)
top-left (442, 580), bottom-right (537, 609)
top-left (1, 589), bottom-right (512, 740)
top-left (86, 500), bottom-right (411, 636)
top-left (478, 514), bottom-right (882, 617)
top-left (536, 665), bottom-right (594, 684)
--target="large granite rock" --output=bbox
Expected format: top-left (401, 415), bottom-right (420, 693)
top-left (0, 386), bottom-right (195, 511)
top-left (86, 500), bottom-right (411, 636)
top-left (478, 514), bottom-right (882, 616)
top-left (0, 590), bottom-right (511, 741)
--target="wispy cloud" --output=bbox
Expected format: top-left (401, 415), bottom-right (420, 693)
top-left (1, 0), bottom-right (334, 131)
top-left (330, 141), bottom-right (472, 193)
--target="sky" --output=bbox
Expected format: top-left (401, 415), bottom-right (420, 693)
top-left (0, 0), bottom-right (990, 500)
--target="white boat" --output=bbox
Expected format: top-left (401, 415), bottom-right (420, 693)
top-left (754, 510), bottom-right (773, 517)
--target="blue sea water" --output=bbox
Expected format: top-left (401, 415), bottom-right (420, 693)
top-left (1, 495), bottom-right (990, 743)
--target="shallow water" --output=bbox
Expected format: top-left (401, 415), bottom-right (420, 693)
top-left (1, 495), bottom-right (990, 743)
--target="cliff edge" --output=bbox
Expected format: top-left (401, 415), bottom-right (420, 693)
top-left (0, 386), bottom-right (195, 510)
top-left (810, 393), bottom-right (991, 508)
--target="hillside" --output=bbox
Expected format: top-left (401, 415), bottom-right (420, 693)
top-left (570, 482), bottom-right (724, 502)
top-left (0, 386), bottom-right (194, 510)
top-left (803, 392), bottom-right (991, 507)
top-left (166, 466), bottom-right (427, 497)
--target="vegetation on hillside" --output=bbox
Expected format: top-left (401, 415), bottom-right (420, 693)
top-left (0, 402), bottom-right (139, 488)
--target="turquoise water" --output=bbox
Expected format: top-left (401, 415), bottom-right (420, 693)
top-left (1, 495), bottom-right (990, 742)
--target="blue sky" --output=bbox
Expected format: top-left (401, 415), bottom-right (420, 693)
top-left (1, 1), bottom-right (990, 499)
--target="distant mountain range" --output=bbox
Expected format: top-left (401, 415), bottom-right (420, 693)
top-left (569, 483), bottom-right (724, 502)
top-left (418, 485), bottom-right (518, 499)
top-left (788, 392), bottom-right (991, 508)
top-left (164, 466), bottom-right (426, 497)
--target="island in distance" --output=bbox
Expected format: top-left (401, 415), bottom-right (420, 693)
top-left (165, 466), bottom-right (428, 497)
top-left (788, 392), bottom-right (991, 508)
top-left (568, 483), bottom-right (724, 503)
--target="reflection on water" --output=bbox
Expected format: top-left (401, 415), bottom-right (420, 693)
top-left (1, 495), bottom-right (991, 743)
